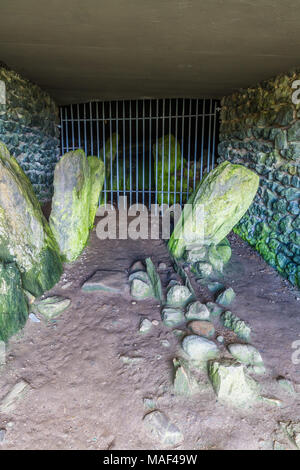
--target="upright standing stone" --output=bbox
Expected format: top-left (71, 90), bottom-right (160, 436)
top-left (168, 161), bottom-right (259, 259)
top-left (87, 156), bottom-right (105, 229)
top-left (50, 149), bottom-right (91, 262)
top-left (0, 142), bottom-right (62, 296)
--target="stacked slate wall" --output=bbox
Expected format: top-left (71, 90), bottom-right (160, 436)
top-left (218, 70), bottom-right (300, 288)
top-left (0, 65), bottom-right (60, 201)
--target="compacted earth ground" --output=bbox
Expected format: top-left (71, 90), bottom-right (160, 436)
top-left (0, 216), bottom-right (299, 450)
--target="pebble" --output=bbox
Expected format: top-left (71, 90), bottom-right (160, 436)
top-left (139, 318), bottom-right (152, 334)
top-left (29, 313), bottom-right (41, 323)
top-left (143, 410), bottom-right (183, 446)
top-left (152, 320), bottom-right (159, 326)
top-left (188, 320), bottom-right (215, 338)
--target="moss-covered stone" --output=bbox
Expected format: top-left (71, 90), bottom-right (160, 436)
top-left (0, 142), bottom-right (62, 296)
top-left (168, 161), bottom-right (259, 259)
top-left (50, 149), bottom-right (92, 262)
top-left (87, 156), bottom-right (105, 228)
top-left (0, 262), bottom-right (28, 342)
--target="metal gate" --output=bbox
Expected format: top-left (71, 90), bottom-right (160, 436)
top-left (60, 98), bottom-right (219, 208)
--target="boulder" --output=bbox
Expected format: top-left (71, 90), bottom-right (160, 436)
top-left (216, 287), bottom-right (236, 306)
top-left (185, 301), bottom-right (210, 321)
top-left (0, 143), bottom-right (62, 296)
top-left (173, 358), bottom-right (199, 396)
top-left (87, 156), bottom-right (105, 229)
top-left (208, 359), bottom-right (260, 407)
top-left (168, 161), bottom-right (259, 259)
top-left (188, 320), bottom-right (215, 338)
top-left (182, 335), bottom-right (219, 362)
top-left (161, 307), bottom-right (185, 327)
top-left (228, 343), bottom-right (264, 367)
top-left (50, 149), bottom-right (91, 262)
top-left (166, 285), bottom-right (193, 307)
top-left (0, 262), bottom-right (28, 341)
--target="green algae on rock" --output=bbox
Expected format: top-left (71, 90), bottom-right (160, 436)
top-left (0, 262), bottom-right (28, 342)
top-left (50, 149), bottom-right (92, 262)
top-left (168, 161), bottom-right (259, 259)
top-left (0, 142), bottom-right (62, 296)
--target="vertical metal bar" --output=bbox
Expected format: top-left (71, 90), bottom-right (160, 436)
top-left (77, 104), bottom-right (81, 150)
top-left (193, 99), bottom-right (199, 191)
top-left (200, 99), bottom-right (205, 180)
top-left (161, 98), bottom-right (165, 211)
top-left (60, 107), bottom-right (64, 155)
top-left (186, 98), bottom-right (192, 199)
top-left (148, 100), bottom-right (152, 209)
top-left (123, 100), bottom-right (126, 207)
top-left (136, 100), bottom-right (139, 206)
top-left (174, 99), bottom-right (178, 204)
top-left (96, 102), bottom-right (100, 157)
top-left (142, 99), bottom-right (145, 208)
top-left (116, 101), bottom-right (119, 208)
top-left (180, 99), bottom-right (185, 206)
top-left (212, 101), bottom-right (217, 169)
top-left (129, 100), bottom-right (132, 206)
top-left (207, 98), bottom-right (212, 173)
top-left (70, 104), bottom-right (75, 150)
top-left (155, 99), bottom-right (159, 214)
top-left (167, 99), bottom-right (171, 206)
top-left (83, 103), bottom-right (87, 155)
top-left (102, 102), bottom-right (107, 207)
top-left (109, 101), bottom-right (113, 208)
top-left (89, 102), bottom-right (93, 156)
top-left (65, 107), bottom-right (69, 153)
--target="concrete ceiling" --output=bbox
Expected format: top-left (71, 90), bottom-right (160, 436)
top-left (1, 0), bottom-right (300, 104)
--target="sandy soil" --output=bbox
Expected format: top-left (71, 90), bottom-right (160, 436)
top-left (0, 220), bottom-right (299, 450)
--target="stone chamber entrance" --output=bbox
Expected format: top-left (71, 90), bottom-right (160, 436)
top-left (0, 0), bottom-right (300, 452)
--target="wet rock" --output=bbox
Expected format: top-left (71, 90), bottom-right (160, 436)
top-left (169, 161), bottom-right (259, 258)
top-left (0, 262), bottom-right (28, 342)
top-left (143, 410), bottom-right (183, 446)
top-left (173, 358), bottom-right (199, 396)
top-left (0, 380), bottom-right (30, 413)
top-left (34, 296), bottom-right (71, 320)
top-left (0, 142), bottom-right (62, 296)
top-left (166, 285), bottom-right (193, 307)
top-left (161, 307), bottom-right (185, 327)
top-left (206, 302), bottom-right (223, 317)
top-left (49, 149), bottom-right (92, 262)
top-left (182, 335), bottom-right (219, 361)
top-left (188, 320), bottom-right (215, 338)
top-left (221, 311), bottom-right (251, 341)
top-left (82, 269), bottom-right (126, 293)
top-left (139, 318), bottom-right (152, 334)
top-left (208, 359), bottom-right (260, 407)
top-left (0, 341), bottom-right (6, 366)
top-left (216, 287), bottom-right (236, 307)
top-left (228, 343), bottom-right (263, 367)
top-left (185, 301), bottom-right (210, 321)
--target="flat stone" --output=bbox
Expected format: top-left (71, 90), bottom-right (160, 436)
top-left (0, 380), bottom-right (30, 413)
top-left (228, 343), bottom-right (263, 367)
top-left (166, 285), bottom-right (193, 307)
top-left (208, 359), bottom-right (260, 407)
top-left (139, 318), bottom-right (152, 334)
top-left (188, 320), bottom-right (215, 338)
top-left (185, 301), bottom-right (210, 321)
top-left (161, 307), bottom-right (185, 327)
top-left (0, 341), bottom-right (5, 366)
top-left (216, 287), bottom-right (236, 307)
top-left (35, 296), bottom-right (71, 320)
top-left (82, 269), bottom-right (126, 293)
top-left (206, 302), bottom-right (223, 317)
top-left (182, 335), bottom-right (219, 361)
top-left (143, 410), bottom-right (183, 446)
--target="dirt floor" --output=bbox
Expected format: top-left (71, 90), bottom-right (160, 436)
top-left (0, 219), bottom-right (299, 450)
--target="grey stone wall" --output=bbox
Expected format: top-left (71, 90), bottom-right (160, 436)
top-left (0, 66), bottom-right (60, 201)
top-left (218, 70), bottom-right (300, 288)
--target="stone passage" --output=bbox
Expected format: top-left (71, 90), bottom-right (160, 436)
top-left (0, 65), bottom-right (60, 201)
top-left (218, 70), bottom-right (300, 288)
